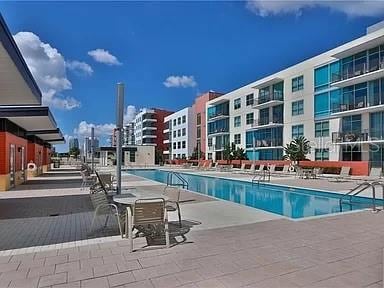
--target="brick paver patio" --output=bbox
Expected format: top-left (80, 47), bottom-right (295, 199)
top-left (0, 211), bottom-right (382, 287)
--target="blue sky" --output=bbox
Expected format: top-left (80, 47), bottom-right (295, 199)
top-left (0, 1), bottom-right (383, 152)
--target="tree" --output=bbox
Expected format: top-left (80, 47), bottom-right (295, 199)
top-left (190, 146), bottom-right (204, 160)
top-left (223, 143), bottom-right (248, 164)
top-left (283, 136), bottom-right (311, 164)
top-left (69, 147), bottom-right (80, 159)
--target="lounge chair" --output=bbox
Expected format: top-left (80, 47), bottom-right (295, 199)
top-left (163, 187), bottom-right (182, 227)
top-left (253, 164), bottom-right (265, 175)
top-left (203, 162), bottom-right (213, 171)
top-left (198, 162), bottom-right (207, 170)
top-left (126, 198), bottom-right (170, 252)
top-left (329, 166), bottom-right (351, 182)
top-left (235, 163), bottom-right (246, 174)
top-left (273, 165), bottom-right (290, 176)
top-left (89, 187), bottom-right (125, 237)
top-left (246, 163), bottom-right (256, 174)
top-left (268, 164), bottom-right (276, 174)
top-left (357, 167), bottom-right (382, 182)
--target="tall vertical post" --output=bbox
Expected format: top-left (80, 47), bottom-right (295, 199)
top-left (253, 133), bottom-right (256, 173)
top-left (116, 83), bottom-right (124, 195)
top-left (91, 127), bottom-right (95, 172)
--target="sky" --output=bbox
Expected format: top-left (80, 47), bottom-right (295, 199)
top-left (1, 1), bottom-right (384, 152)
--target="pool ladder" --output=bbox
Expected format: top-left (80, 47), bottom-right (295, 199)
top-left (166, 171), bottom-right (189, 190)
top-left (252, 170), bottom-right (271, 186)
top-left (339, 181), bottom-right (384, 212)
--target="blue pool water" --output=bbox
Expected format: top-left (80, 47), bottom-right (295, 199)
top-left (127, 169), bottom-right (374, 219)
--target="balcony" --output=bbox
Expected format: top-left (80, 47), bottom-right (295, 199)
top-left (207, 128), bottom-right (230, 136)
top-left (207, 112), bottom-right (230, 122)
top-left (207, 145), bottom-right (226, 151)
top-left (329, 101), bottom-right (384, 118)
top-left (142, 122), bottom-right (157, 130)
top-left (252, 91), bottom-right (284, 109)
top-left (246, 138), bottom-right (283, 150)
top-left (247, 118), bottom-right (284, 131)
top-left (332, 131), bottom-right (384, 144)
top-left (331, 61), bottom-right (384, 88)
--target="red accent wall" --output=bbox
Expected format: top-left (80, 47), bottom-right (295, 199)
top-left (27, 142), bottom-right (44, 167)
top-left (0, 132), bottom-right (28, 175)
top-left (192, 91), bottom-right (223, 156)
top-left (154, 108), bottom-right (173, 152)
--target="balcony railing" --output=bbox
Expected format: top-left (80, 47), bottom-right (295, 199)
top-left (254, 91), bottom-right (283, 106)
top-left (332, 132), bottom-right (368, 143)
top-left (331, 100), bottom-right (367, 113)
top-left (208, 145), bottom-right (227, 151)
top-left (208, 111), bottom-right (230, 120)
top-left (207, 128), bottom-right (229, 135)
top-left (331, 61), bottom-right (384, 83)
top-left (246, 138), bottom-right (283, 149)
top-left (250, 118), bottom-right (283, 128)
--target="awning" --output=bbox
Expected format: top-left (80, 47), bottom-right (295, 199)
top-left (0, 106), bottom-right (64, 144)
top-left (0, 15), bottom-right (42, 105)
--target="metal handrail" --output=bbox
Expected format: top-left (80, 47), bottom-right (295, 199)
top-left (252, 169), bottom-right (270, 186)
top-left (166, 171), bottom-right (189, 190)
top-left (339, 180), bottom-right (384, 212)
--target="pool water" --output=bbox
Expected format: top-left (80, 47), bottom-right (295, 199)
top-left (127, 169), bottom-right (375, 219)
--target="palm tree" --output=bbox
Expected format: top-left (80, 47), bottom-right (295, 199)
top-left (283, 136), bottom-right (311, 165)
top-left (223, 143), bottom-right (233, 164)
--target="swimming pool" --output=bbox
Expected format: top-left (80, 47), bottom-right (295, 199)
top-left (127, 169), bottom-right (374, 219)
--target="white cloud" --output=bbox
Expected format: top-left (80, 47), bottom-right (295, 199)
top-left (246, 0), bottom-right (384, 17)
top-left (88, 49), bottom-right (122, 65)
top-left (13, 31), bottom-right (81, 110)
top-left (163, 75), bottom-right (197, 88)
top-left (74, 121), bottom-right (116, 139)
top-left (66, 60), bottom-right (93, 76)
top-left (124, 105), bottom-right (137, 124)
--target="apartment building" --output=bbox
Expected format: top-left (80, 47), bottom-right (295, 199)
top-left (111, 123), bottom-right (135, 147)
top-left (206, 21), bottom-right (384, 169)
top-left (192, 91), bottom-right (223, 159)
top-left (83, 137), bottom-right (99, 160)
top-left (134, 108), bottom-right (173, 152)
top-left (163, 107), bottom-right (196, 160)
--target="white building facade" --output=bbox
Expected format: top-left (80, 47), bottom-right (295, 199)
top-left (134, 108), bottom-right (157, 146)
top-left (163, 107), bottom-right (196, 160)
top-left (206, 21), bottom-right (384, 169)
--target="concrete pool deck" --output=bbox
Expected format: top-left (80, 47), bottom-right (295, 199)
top-left (0, 165), bottom-right (383, 287)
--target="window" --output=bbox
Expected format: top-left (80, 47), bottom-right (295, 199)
top-left (182, 154), bottom-right (186, 159)
top-left (246, 94), bottom-right (254, 106)
top-left (129, 151), bottom-right (135, 162)
top-left (182, 128), bottom-right (186, 136)
top-left (208, 138), bottom-right (213, 147)
top-left (173, 154), bottom-right (176, 159)
top-left (234, 134), bottom-right (241, 144)
top-left (315, 121), bottom-right (329, 137)
top-left (234, 98), bottom-right (241, 110)
top-left (177, 129), bottom-right (181, 137)
top-left (292, 124), bottom-right (304, 139)
top-left (246, 113), bottom-right (254, 125)
top-left (259, 108), bottom-right (269, 125)
top-left (173, 119), bottom-right (176, 126)
top-left (173, 131), bottom-right (176, 138)
top-left (177, 142), bottom-right (181, 149)
top-left (197, 113), bottom-right (201, 125)
top-left (182, 141), bottom-right (186, 148)
top-left (234, 116), bottom-right (241, 127)
top-left (173, 143), bottom-right (176, 149)
top-left (197, 126), bottom-right (201, 138)
top-left (292, 75), bottom-right (304, 92)
top-left (315, 149), bottom-right (329, 161)
top-left (292, 100), bottom-right (304, 116)
top-left (178, 117), bottom-right (181, 125)
top-left (182, 115), bottom-right (186, 123)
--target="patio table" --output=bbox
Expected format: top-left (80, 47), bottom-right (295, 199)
top-left (113, 192), bottom-right (169, 240)
top-left (301, 167), bottom-right (315, 179)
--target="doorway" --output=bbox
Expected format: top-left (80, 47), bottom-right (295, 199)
top-left (9, 144), bottom-right (15, 188)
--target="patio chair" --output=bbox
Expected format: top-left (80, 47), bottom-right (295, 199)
top-left (268, 164), bottom-right (276, 174)
top-left (235, 163), bottom-right (246, 174)
top-left (330, 166), bottom-right (351, 182)
top-left (89, 188), bottom-right (125, 237)
top-left (80, 170), bottom-right (96, 190)
top-left (246, 163), bottom-right (256, 174)
top-left (163, 187), bottom-right (182, 227)
top-left (295, 166), bottom-right (304, 179)
top-left (273, 165), bottom-right (290, 176)
top-left (126, 198), bottom-right (170, 252)
top-left (98, 172), bottom-right (116, 191)
top-left (203, 162), bottom-right (213, 171)
top-left (253, 164), bottom-right (265, 175)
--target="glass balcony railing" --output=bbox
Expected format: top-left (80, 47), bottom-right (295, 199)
top-left (254, 91), bottom-right (283, 106)
top-left (331, 61), bottom-right (384, 83)
top-left (331, 100), bottom-right (367, 113)
top-left (332, 131), bottom-right (373, 143)
top-left (207, 127), bottom-right (229, 135)
top-left (207, 111), bottom-right (229, 120)
top-left (246, 138), bottom-right (283, 149)
top-left (250, 117), bottom-right (283, 127)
